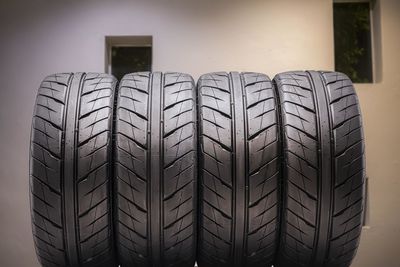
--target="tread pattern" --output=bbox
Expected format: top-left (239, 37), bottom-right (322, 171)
top-left (115, 72), bottom-right (197, 267)
top-left (197, 72), bottom-right (280, 267)
top-left (274, 71), bottom-right (365, 267)
top-left (30, 73), bottom-right (117, 267)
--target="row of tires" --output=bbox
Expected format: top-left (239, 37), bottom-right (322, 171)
top-left (30, 71), bottom-right (365, 267)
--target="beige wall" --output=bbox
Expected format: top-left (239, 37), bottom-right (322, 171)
top-left (0, 0), bottom-right (398, 266)
top-left (353, 1), bottom-right (400, 266)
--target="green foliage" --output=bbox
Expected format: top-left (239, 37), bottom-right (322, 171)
top-left (111, 46), bottom-right (152, 81)
top-left (334, 3), bottom-right (372, 83)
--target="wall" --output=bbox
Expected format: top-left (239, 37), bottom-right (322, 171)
top-left (0, 0), bottom-right (398, 266)
top-left (352, 1), bottom-right (400, 266)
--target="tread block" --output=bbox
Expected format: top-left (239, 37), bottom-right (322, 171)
top-left (198, 72), bottom-right (280, 267)
top-left (30, 73), bottom-right (116, 266)
top-left (116, 72), bottom-right (196, 267)
top-left (275, 71), bottom-right (365, 267)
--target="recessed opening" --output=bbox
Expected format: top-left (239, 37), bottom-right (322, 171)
top-left (105, 36), bottom-right (152, 81)
top-left (363, 176), bottom-right (370, 228)
top-left (334, 1), bottom-right (374, 83)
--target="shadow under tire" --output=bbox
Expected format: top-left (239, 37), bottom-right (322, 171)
top-left (114, 72), bottom-right (197, 267)
top-left (274, 71), bottom-right (366, 267)
top-left (197, 72), bottom-right (281, 267)
top-left (29, 73), bottom-right (118, 267)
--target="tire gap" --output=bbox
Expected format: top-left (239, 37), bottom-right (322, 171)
top-left (194, 75), bottom-right (201, 266)
top-left (110, 75), bottom-right (119, 264)
top-left (61, 73), bottom-right (74, 266)
top-left (147, 72), bottom-right (153, 266)
top-left (319, 72), bottom-right (335, 262)
top-left (160, 73), bottom-right (165, 264)
top-left (272, 77), bottom-right (285, 265)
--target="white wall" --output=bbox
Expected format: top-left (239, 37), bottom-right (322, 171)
top-left (0, 0), bottom-right (398, 266)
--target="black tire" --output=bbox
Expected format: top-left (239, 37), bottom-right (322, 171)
top-left (274, 71), bottom-right (365, 267)
top-left (29, 73), bottom-right (117, 267)
top-left (114, 72), bottom-right (197, 267)
top-left (197, 72), bottom-right (281, 267)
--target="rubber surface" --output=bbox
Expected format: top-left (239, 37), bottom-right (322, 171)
top-left (274, 71), bottom-right (365, 267)
top-left (197, 72), bottom-right (281, 267)
top-left (29, 73), bottom-right (117, 267)
top-left (114, 72), bottom-right (197, 267)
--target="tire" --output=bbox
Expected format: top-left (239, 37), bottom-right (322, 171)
top-left (274, 71), bottom-right (365, 267)
top-left (114, 72), bottom-right (197, 267)
top-left (197, 72), bottom-right (281, 267)
top-left (29, 73), bottom-right (117, 267)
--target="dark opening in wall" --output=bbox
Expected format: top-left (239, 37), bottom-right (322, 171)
top-left (106, 36), bottom-right (152, 81)
top-left (334, 2), bottom-right (373, 83)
